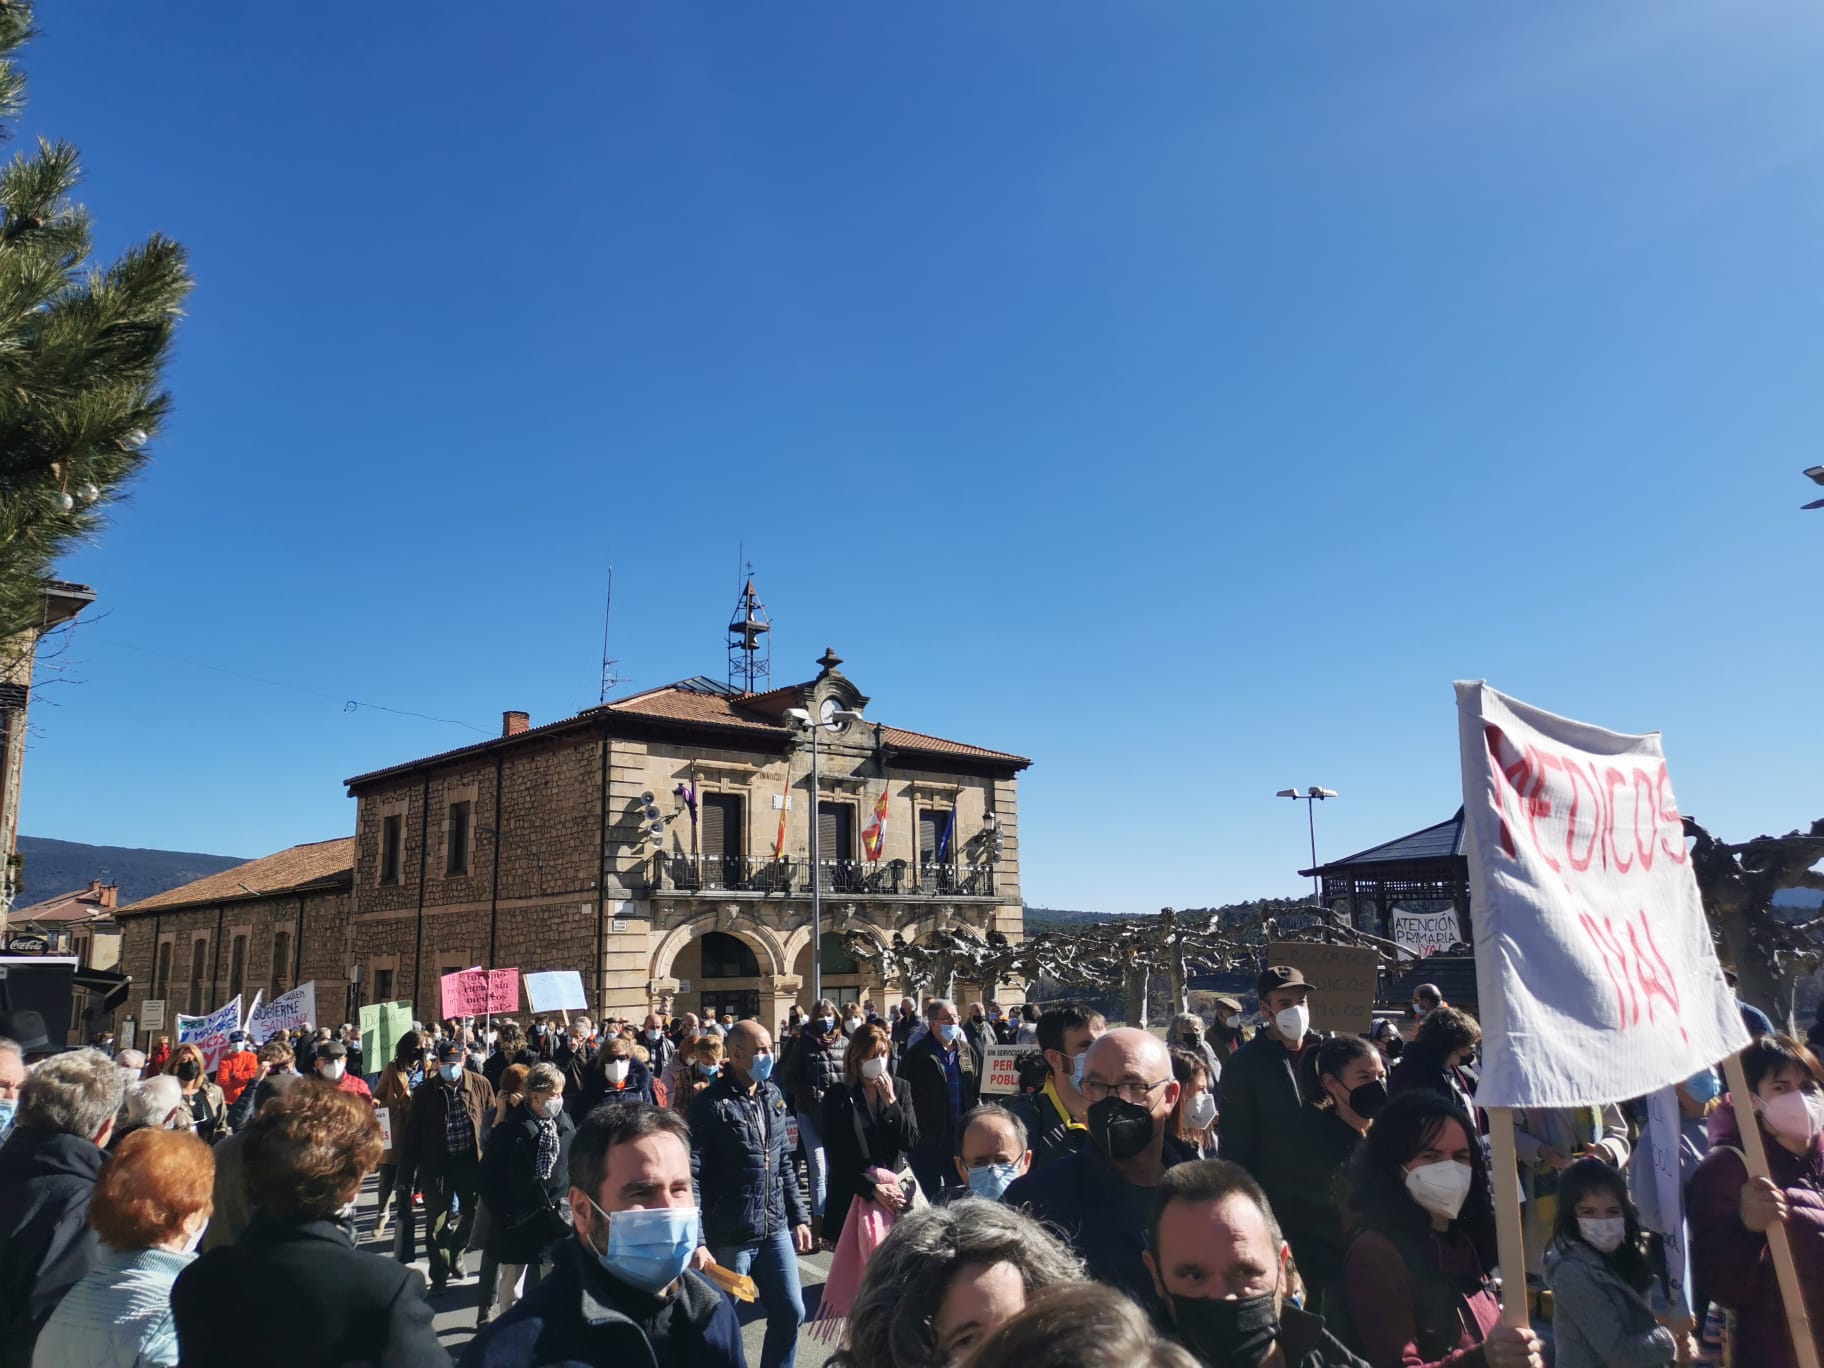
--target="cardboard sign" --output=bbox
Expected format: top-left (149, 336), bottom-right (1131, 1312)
top-left (439, 968), bottom-right (520, 1020)
top-left (524, 970), bottom-right (588, 1013)
top-left (359, 1000), bottom-right (414, 1072)
top-left (248, 981), bottom-right (317, 1040)
top-left (176, 996), bottom-right (243, 1073)
top-left (978, 1043), bottom-right (1024, 1096)
top-left (140, 1000), bottom-right (165, 1033)
top-left (1266, 942), bottom-right (1379, 1035)
top-left (1455, 682), bottom-right (1747, 1107)
top-left (1391, 907), bottom-right (1460, 959)
top-left (375, 1106), bottom-right (393, 1150)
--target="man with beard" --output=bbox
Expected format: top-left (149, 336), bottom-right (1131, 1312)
top-left (1003, 1027), bottom-right (1182, 1312)
top-left (1145, 1159), bottom-right (1366, 1367)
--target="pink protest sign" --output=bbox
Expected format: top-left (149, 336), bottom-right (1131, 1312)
top-left (439, 968), bottom-right (520, 1020)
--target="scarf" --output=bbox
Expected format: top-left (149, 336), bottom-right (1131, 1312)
top-left (535, 1116), bottom-right (559, 1180)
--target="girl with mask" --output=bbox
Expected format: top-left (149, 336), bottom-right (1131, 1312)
top-left (1167, 1048), bottom-right (1218, 1160)
top-left (1545, 1159), bottom-right (1681, 1368)
top-left (1341, 1091), bottom-right (1542, 1368)
top-left (1281, 1034), bottom-right (1386, 1317)
top-left (164, 1043), bottom-right (226, 1144)
top-left (1690, 1035), bottom-right (1824, 1368)
top-left (813, 1023), bottom-right (921, 1339)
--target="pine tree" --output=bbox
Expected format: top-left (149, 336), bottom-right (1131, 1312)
top-left (0, 2), bottom-right (190, 640)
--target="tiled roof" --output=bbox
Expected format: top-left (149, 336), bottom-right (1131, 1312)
top-left (9, 888), bottom-right (113, 925)
top-left (118, 838), bottom-right (354, 916)
top-left (345, 679), bottom-right (1030, 787)
top-left (1307, 809), bottom-right (1467, 875)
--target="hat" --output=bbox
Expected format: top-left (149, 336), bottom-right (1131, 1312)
top-left (437, 1040), bottom-right (465, 1063)
top-left (1212, 996), bottom-right (1242, 1014)
top-left (1256, 966), bottom-right (1313, 998)
top-left (227, 1030), bottom-right (249, 1043)
top-left (316, 1039), bottom-right (348, 1060)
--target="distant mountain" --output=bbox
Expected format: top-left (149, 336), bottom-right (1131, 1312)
top-left (13, 836), bottom-right (248, 907)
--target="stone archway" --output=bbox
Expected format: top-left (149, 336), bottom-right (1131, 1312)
top-left (648, 908), bottom-right (798, 1027)
top-left (784, 918), bottom-right (890, 1012)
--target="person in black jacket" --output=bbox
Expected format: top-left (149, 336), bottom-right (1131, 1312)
top-left (901, 998), bottom-right (981, 1203)
top-left (1279, 1034), bottom-right (1386, 1316)
top-left (484, 1022), bottom-right (538, 1092)
top-left (1218, 966), bottom-right (1320, 1186)
top-left (780, 1000), bottom-right (844, 1237)
top-left (484, 1061), bottom-right (575, 1320)
top-left (171, 1081), bottom-right (446, 1368)
top-left (398, 1039), bottom-right (498, 1293)
top-left (689, 1020), bottom-right (811, 1368)
top-left (821, 1022), bottom-right (918, 1244)
top-left (0, 1046), bottom-right (123, 1368)
top-left (1387, 1005), bottom-right (1481, 1132)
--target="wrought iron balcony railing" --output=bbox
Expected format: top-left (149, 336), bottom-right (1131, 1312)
top-left (653, 854), bottom-right (995, 898)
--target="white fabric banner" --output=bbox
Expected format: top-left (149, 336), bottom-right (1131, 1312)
top-left (176, 996), bottom-right (243, 1074)
top-left (1391, 906), bottom-right (1460, 958)
top-left (248, 981), bottom-right (317, 1041)
top-left (1455, 682), bottom-right (1747, 1107)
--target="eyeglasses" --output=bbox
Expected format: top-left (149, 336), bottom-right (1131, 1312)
top-left (1082, 1077), bottom-right (1171, 1106)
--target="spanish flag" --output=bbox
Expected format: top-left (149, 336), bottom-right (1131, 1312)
top-left (774, 782), bottom-right (790, 859)
top-left (861, 786), bottom-right (891, 860)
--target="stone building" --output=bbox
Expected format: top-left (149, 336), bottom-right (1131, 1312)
top-left (7, 877), bottom-right (129, 1043)
top-left (116, 649), bottom-right (1029, 1037)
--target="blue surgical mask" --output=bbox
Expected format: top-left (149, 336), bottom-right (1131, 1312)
top-left (439, 1063), bottom-right (463, 1083)
top-left (818, 1017), bottom-right (835, 1033)
top-left (965, 1161), bottom-right (1022, 1202)
top-left (1684, 1068), bottom-right (1722, 1104)
top-left (939, 1023), bottom-right (962, 1046)
top-left (1070, 1051), bottom-right (1089, 1090)
top-left (588, 1197), bottom-right (699, 1294)
top-left (747, 1051), bottom-right (774, 1082)
top-left (0, 1098), bottom-right (14, 1139)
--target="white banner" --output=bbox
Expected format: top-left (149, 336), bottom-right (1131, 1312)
top-left (1643, 1086), bottom-right (1692, 1320)
top-left (1391, 906), bottom-right (1460, 958)
top-left (978, 1044), bottom-right (1023, 1096)
top-left (248, 981), bottom-right (317, 1041)
top-left (1455, 682), bottom-right (1747, 1107)
top-left (176, 996), bottom-right (243, 1074)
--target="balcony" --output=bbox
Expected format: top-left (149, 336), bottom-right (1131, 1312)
top-left (651, 855), bottom-right (995, 899)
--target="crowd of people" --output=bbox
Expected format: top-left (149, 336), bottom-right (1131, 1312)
top-left (0, 971), bottom-right (1819, 1366)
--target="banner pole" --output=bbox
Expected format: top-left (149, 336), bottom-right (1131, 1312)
top-left (1487, 1108), bottom-right (1532, 1329)
top-left (1721, 1052), bottom-right (1819, 1368)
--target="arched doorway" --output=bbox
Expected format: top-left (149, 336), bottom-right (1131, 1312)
top-left (695, 930), bottom-right (762, 1022)
top-left (791, 931), bottom-right (875, 1010)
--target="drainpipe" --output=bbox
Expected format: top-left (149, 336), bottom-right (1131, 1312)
top-left (596, 725), bottom-right (609, 1014)
top-left (410, 776), bottom-right (429, 1020)
top-left (488, 752), bottom-right (503, 970)
top-left (294, 893), bottom-right (305, 987)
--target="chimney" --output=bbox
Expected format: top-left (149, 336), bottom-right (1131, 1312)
top-left (503, 710), bottom-right (530, 737)
top-left (99, 884), bottom-right (117, 912)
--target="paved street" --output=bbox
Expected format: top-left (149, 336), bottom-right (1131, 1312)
top-left (349, 1175), bottom-right (840, 1366)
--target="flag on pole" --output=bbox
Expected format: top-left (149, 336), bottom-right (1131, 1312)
top-left (774, 781), bottom-right (789, 859)
top-left (242, 990), bottom-right (262, 1031)
top-left (935, 806), bottom-right (957, 863)
top-left (861, 787), bottom-right (891, 861)
top-left (1454, 681), bottom-right (1747, 1106)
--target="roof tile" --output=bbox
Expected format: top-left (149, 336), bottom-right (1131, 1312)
top-left (118, 838), bottom-right (354, 915)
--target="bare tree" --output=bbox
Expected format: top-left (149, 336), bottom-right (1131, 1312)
top-left (1686, 816), bottom-right (1824, 1030)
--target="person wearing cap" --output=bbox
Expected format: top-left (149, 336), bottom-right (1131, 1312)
top-left (1204, 996), bottom-right (1247, 1063)
top-left (215, 1030), bottom-right (262, 1110)
top-left (398, 1039), bottom-right (497, 1293)
top-left (313, 1039), bottom-right (373, 1101)
top-left (1218, 967), bottom-right (1318, 1205)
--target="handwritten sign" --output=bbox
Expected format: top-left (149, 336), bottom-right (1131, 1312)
top-left (359, 1000), bottom-right (414, 1072)
top-left (978, 1043), bottom-right (1024, 1096)
top-left (524, 970), bottom-right (588, 1013)
top-left (248, 981), bottom-right (317, 1040)
top-left (1266, 942), bottom-right (1379, 1035)
top-left (1455, 682), bottom-right (1747, 1106)
top-left (439, 968), bottom-right (520, 1020)
top-left (375, 1106), bottom-right (393, 1150)
top-left (176, 996), bottom-right (242, 1073)
top-left (1391, 907), bottom-right (1460, 958)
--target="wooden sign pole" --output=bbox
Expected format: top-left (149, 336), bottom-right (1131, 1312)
top-left (1487, 1109), bottom-right (1533, 1329)
top-left (1721, 1052), bottom-right (1820, 1368)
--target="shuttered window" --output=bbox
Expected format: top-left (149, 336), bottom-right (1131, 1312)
top-left (702, 794), bottom-right (742, 859)
top-left (919, 808), bottom-right (953, 862)
top-left (818, 802), bottom-right (855, 863)
top-left (228, 935), bottom-right (247, 1001)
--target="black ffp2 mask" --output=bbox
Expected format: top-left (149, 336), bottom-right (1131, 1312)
top-left (1170, 1291), bottom-right (1279, 1368)
top-left (1087, 1094), bottom-right (1156, 1162)
top-left (1348, 1079), bottom-right (1390, 1119)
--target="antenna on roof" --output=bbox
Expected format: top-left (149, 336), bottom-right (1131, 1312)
top-left (600, 567), bottom-right (632, 703)
top-left (727, 562), bottom-right (770, 695)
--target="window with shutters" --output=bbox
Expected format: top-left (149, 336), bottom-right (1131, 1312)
top-left (920, 807), bottom-right (957, 890)
top-left (380, 814), bottom-right (404, 885)
top-left (188, 939), bottom-right (208, 1015)
top-left (228, 934), bottom-right (247, 1001)
top-left (446, 800), bottom-right (472, 877)
top-left (818, 801), bottom-right (859, 891)
top-left (701, 793), bottom-right (743, 887)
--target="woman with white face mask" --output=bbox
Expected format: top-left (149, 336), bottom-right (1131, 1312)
top-left (484, 1062), bottom-right (575, 1321)
top-left (1341, 1091), bottom-right (1543, 1368)
top-left (1167, 1048), bottom-right (1218, 1160)
top-left (1545, 1158), bottom-right (1681, 1368)
top-left (1690, 1035), bottom-right (1824, 1368)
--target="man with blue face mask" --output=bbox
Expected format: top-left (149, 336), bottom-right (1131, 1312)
top-left (0, 1037), bottom-right (25, 1143)
top-left (954, 1103), bottom-right (1032, 1201)
top-left (687, 1020), bottom-right (810, 1368)
top-left (1007, 1003), bottom-right (1104, 1173)
top-left (397, 1039), bottom-right (496, 1294)
top-left (902, 998), bottom-right (981, 1204)
top-left (460, 1104), bottom-right (743, 1368)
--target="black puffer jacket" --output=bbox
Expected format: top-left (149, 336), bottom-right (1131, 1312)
top-left (0, 1126), bottom-right (105, 1368)
top-left (688, 1072), bottom-right (809, 1247)
top-left (780, 1023), bottom-right (843, 1113)
top-left (485, 1102), bottom-right (576, 1265)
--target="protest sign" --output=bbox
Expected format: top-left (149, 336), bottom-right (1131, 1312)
top-left (141, 1000), bottom-right (165, 1033)
top-left (375, 1107), bottom-right (393, 1150)
top-left (1266, 942), bottom-right (1378, 1035)
top-left (524, 970), bottom-right (588, 1014)
top-left (359, 1000), bottom-right (414, 1072)
top-left (978, 1044), bottom-right (1024, 1096)
top-left (176, 996), bottom-right (242, 1073)
top-left (1455, 682), bottom-right (1747, 1107)
top-left (1390, 906), bottom-right (1459, 959)
top-left (248, 981), bottom-right (317, 1041)
top-left (439, 967), bottom-right (520, 1020)
top-left (1642, 1086), bottom-right (1692, 1323)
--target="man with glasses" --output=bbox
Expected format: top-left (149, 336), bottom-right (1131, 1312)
top-left (1003, 1026), bottom-right (1182, 1312)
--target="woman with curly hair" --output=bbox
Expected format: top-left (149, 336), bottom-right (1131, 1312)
top-left (170, 1081), bottom-right (446, 1368)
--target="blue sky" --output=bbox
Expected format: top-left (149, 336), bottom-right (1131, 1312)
top-left (16, 2), bottom-right (1823, 912)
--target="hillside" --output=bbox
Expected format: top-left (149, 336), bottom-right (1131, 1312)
top-left (14, 835), bottom-right (248, 907)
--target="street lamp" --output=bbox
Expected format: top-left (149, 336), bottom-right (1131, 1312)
top-left (1803, 465), bottom-right (1824, 511)
top-left (1277, 786), bottom-right (1338, 899)
top-left (785, 704), bottom-right (867, 1006)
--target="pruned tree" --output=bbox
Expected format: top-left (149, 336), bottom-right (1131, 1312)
top-left (1686, 816), bottom-right (1824, 1030)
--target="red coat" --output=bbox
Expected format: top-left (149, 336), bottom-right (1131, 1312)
top-left (1689, 1102), bottom-right (1824, 1368)
top-left (216, 1051), bottom-right (261, 1107)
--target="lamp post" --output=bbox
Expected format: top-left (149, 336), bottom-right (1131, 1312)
top-left (786, 705), bottom-right (867, 1006)
top-left (1276, 786), bottom-right (1337, 900)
